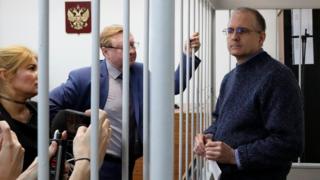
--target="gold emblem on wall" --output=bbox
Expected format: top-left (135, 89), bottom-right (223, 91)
top-left (65, 1), bottom-right (91, 34)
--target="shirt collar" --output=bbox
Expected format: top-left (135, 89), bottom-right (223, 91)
top-left (248, 48), bottom-right (264, 60)
top-left (237, 48), bottom-right (264, 66)
top-left (106, 59), bottom-right (122, 79)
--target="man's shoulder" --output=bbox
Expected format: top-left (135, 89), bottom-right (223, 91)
top-left (223, 68), bottom-right (235, 81)
top-left (69, 60), bottom-right (106, 76)
top-left (266, 57), bottom-right (293, 77)
top-left (258, 54), bottom-right (298, 90)
top-left (256, 52), bottom-right (292, 76)
top-left (70, 66), bottom-right (90, 74)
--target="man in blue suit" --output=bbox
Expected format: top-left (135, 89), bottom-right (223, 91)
top-left (49, 24), bottom-right (201, 179)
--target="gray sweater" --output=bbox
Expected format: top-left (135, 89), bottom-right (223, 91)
top-left (205, 51), bottom-right (304, 180)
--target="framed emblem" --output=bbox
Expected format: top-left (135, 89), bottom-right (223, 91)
top-left (65, 1), bottom-right (91, 34)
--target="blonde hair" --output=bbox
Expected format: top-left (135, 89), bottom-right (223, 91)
top-left (0, 45), bottom-right (37, 80)
top-left (100, 24), bottom-right (123, 47)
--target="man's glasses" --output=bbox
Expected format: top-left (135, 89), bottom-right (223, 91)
top-left (222, 27), bottom-right (261, 36)
top-left (105, 42), bottom-right (140, 50)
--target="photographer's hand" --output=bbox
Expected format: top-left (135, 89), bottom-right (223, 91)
top-left (69, 109), bottom-right (111, 180)
top-left (17, 140), bottom-right (60, 180)
top-left (18, 131), bottom-right (67, 180)
top-left (0, 121), bottom-right (25, 180)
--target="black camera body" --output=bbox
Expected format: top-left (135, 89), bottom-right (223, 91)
top-left (50, 109), bottom-right (91, 179)
top-left (51, 109), bottom-right (90, 140)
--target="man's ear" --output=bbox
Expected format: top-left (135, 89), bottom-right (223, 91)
top-left (101, 47), bottom-right (109, 59)
top-left (259, 32), bottom-right (266, 45)
top-left (101, 47), bottom-right (109, 58)
top-left (0, 68), bottom-right (7, 80)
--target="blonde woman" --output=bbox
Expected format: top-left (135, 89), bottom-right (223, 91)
top-left (0, 46), bottom-right (112, 178)
top-left (0, 45), bottom-right (38, 170)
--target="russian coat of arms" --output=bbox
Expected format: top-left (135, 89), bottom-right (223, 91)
top-left (65, 2), bottom-right (91, 34)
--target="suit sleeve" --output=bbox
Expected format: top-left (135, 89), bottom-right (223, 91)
top-left (174, 53), bottom-right (201, 94)
top-left (49, 69), bottom-right (89, 121)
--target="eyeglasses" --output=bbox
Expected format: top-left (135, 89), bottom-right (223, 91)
top-left (105, 42), bottom-right (140, 50)
top-left (222, 27), bottom-right (261, 36)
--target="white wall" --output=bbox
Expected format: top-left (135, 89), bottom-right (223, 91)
top-left (0, 1), bottom-right (278, 102)
top-left (0, 0), bottom-right (146, 90)
top-left (0, 0), bottom-right (39, 50)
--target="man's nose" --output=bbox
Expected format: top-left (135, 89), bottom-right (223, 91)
top-left (230, 32), bottom-right (240, 40)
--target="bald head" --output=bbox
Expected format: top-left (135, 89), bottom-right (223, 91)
top-left (232, 7), bottom-right (266, 33)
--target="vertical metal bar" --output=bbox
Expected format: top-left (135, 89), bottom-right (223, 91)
top-left (298, 9), bottom-right (302, 89)
top-left (200, 0), bottom-right (204, 124)
top-left (208, 5), bottom-right (211, 129)
top-left (205, 3), bottom-right (209, 130)
top-left (202, 2), bottom-right (207, 179)
top-left (208, 3), bottom-right (212, 127)
top-left (211, 8), bottom-right (216, 119)
top-left (208, 6), bottom-right (212, 128)
top-left (297, 8), bottom-right (302, 163)
top-left (178, 0), bottom-right (184, 179)
top-left (199, 65), bottom-right (204, 180)
top-left (199, 0), bottom-right (204, 178)
top-left (206, 2), bottom-right (210, 129)
top-left (196, 73), bottom-right (200, 180)
top-left (275, 10), bottom-right (279, 60)
top-left (203, 1), bottom-right (207, 131)
top-left (228, 10), bottom-right (232, 71)
top-left (38, 0), bottom-right (49, 179)
top-left (191, 44), bottom-right (196, 179)
top-left (143, 0), bottom-right (150, 179)
top-left (203, 2), bottom-right (206, 131)
top-left (194, 0), bottom-right (202, 180)
top-left (149, 0), bottom-right (175, 179)
top-left (90, 0), bottom-right (100, 179)
top-left (196, 0), bottom-right (202, 179)
top-left (122, 0), bottom-right (130, 179)
top-left (185, 0), bottom-right (191, 178)
top-left (191, 0), bottom-right (196, 179)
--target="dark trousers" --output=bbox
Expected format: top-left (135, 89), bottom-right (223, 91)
top-left (99, 154), bottom-right (135, 180)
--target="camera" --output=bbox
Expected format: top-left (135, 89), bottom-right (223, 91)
top-left (50, 109), bottom-right (90, 179)
top-left (51, 109), bottom-right (90, 140)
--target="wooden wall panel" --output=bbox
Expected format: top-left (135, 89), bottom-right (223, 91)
top-left (133, 112), bottom-right (198, 180)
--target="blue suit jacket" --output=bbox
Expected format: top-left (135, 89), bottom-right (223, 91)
top-left (49, 54), bottom-right (200, 145)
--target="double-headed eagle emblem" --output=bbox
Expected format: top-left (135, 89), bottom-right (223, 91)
top-left (67, 5), bottom-right (90, 30)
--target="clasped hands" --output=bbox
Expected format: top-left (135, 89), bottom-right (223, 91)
top-left (193, 133), bottom-right (236, 165)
